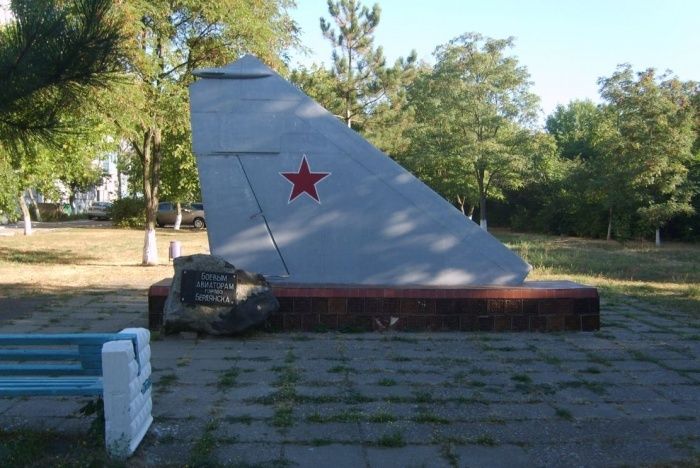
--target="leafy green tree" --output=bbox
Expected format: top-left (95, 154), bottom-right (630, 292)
top-left (290, 65), bottom-right (345, 117)
top-left (361, 54), bottom-right (418, 157)
top-left (545, 100), bottom-right (602, 160)
top-left (53, 121), bottom-right (113, 212)
top-left (11, 142), bottom-right (64, 232)
top-left (159, 128), bottom-right (200, 230)
top-left (542, 100), bottom-right (614, 237)
top-left (673, 87), bottom-right (700, 239)
top-left (106, 0), bottom-right (299, 264)
top-left (0, 0), bottom-right (124, 235)
top-left (401, 149), bottom-right (481, 218)
top-left (596, 66), bottom-right (696, 244)
top-left (409, 33), bottom-right (539, 230)
top-left (0, 155), bottom-right (19, 222)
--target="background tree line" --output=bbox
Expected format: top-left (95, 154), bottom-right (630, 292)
top-left (1, 0), bottom-right (698, 268)
top-left (292, 0), bottom-right (700, 245)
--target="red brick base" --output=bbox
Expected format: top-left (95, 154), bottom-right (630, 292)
top-left (148, 279), bottom-right (600, 333)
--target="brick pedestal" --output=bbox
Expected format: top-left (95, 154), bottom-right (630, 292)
top-left (148, 279), bottom-right (599, 333)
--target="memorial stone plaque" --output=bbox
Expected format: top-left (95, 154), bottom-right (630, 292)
top-left (180, 269), bottom-right (237, 306)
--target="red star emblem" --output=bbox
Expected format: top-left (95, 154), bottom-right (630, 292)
top-left (280, 155), bottom-right (330, 203)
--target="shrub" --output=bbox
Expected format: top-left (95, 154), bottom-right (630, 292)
top-left (36, 203), bottom-right (66, 221)
top-left (110, 197), bottom-right (145, 227)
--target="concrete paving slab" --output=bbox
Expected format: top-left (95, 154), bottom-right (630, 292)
top-left (455, 444), bottom-right (532, 468)
top-left (284, 423), bottom-right (363, 443)
top-left (365, 445), bottom-right (445, 468)
top-left (212, 442), bottom-right (283, 466)
top-left (285, 444), bottom-right (366, 468)
top-left (1, 296), bottom-right (699, 466)
top-left (214, 420), bottom-right (285, 443)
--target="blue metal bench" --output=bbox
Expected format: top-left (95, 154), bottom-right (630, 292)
top-left (0, 333), bottom-right (139, 396)
top-left (0, 330), bottom-right (153, 459)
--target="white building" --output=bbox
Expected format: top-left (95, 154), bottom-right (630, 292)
top-left (71, 153), bottom-right (129, 212)
top-left (33, 152), bottom-right (129, 213)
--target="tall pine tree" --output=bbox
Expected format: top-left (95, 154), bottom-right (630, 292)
top-left (320, 0), bottom-right (384, 129)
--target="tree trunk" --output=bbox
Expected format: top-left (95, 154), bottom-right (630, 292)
top-left (456, 195), bottom-right (465, 215)
top-left (456, 196), bottom-right (475, 221)
top-left (606, 207), bottom-right (613, 241)
top-left (139, 127), bottom-right (162, 266)
top-left (116, 165), bottom-right (123, 200)
top-left (27, 189), bottom-right (41, 222)
top-left (18, 191), bottom-right (32, 236)
top-left (346, 47), bottom-right (352, 128)
top-left (479, 196), bottom-right (487, 230)
top-left (655, 227), bottom-right (661, 247)
top-left (142, 227), bottom-right (157, 265)
top-left (174, 201), bottom-right (182, 230)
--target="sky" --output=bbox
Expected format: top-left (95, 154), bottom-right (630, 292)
top-left (1, 0), bottom-right (696, 120)
top-left (0, 1), bottom-right (10, 25)
top-left (290, 0), bottom-right (700, 120)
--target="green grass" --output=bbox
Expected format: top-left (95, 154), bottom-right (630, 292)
top-left (376, 431), bottom-right (406, 448)
top-left (558, 380), bottom-right (608, 395)
top-left (585, 352), bottom-right (612, 367)
top-left (217, 368), bottom-right (240, 390)
top-left (377, 378), bottom-right (397, 386)
top-left (554, 407), bottom-right (574, 421)
top-left (467, 380), bottom-right (487, 388)
top-left (390, 356), bottom-right (411, 362)
top-left (412, 390), bottom-right (433, 403)
top-left (0, 247), bottom-right (95, 265)
top-left (272, 405), bottom-right (294, 427)
top-left (188, 420), bottom-right (219, 466)
top-left (496, 230), bottom-right (700, 317)
top-left (157, 372), bottom-right (179, 393)
top-left (0, 428), bottom-right (115, 467)
top-left (328, 365), bottom-right (355, 374)
top-left (473, 434), bottom-right (498, 446)
top-left (269, 349), bottom-right (299, 429)
top-left (310, 438), bottom-right (333, 446)
top-left (307, 409), bottom-right (364, 423)
top-left (412, 412), bottom-right (451, 424)
top-left (225, 415), bottom-right (253, 425)
top-left (368, 411), bottom-right (396, 423)
top-left (307, 409), bottom-right (397, 424)
top-left (511, 373), bottom-right (532, 384)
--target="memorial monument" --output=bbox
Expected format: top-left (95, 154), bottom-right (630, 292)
top-left (148, 55), bottom-right (599, 333)
top-left (188, 55), bottom-right (530, 286)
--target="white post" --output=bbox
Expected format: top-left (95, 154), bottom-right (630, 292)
top-left (655, 227), bottom-right (661, 247)
top-left (102, 328), bottom-right (153, 459)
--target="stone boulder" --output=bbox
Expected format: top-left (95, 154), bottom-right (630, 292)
top-left (164, 254), bottom-right (278, 335)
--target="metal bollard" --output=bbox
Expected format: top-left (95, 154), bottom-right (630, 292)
top-left (169, 241), bottom-right (182, 262)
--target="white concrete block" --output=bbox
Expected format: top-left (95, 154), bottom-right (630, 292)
top-left (120, 328), bottom-right (150, 353)
top-left (138, 346), bottom-right (151, 367)
top-left (102, 328), bottom-right (153, 459)
top-left (138, 362), bottom-right (152, 383)
top-left (102, 341), bottom-right (134, 390)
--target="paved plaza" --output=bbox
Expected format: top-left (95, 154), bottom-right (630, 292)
top-left (0, 290), bottom-right (698, 467)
